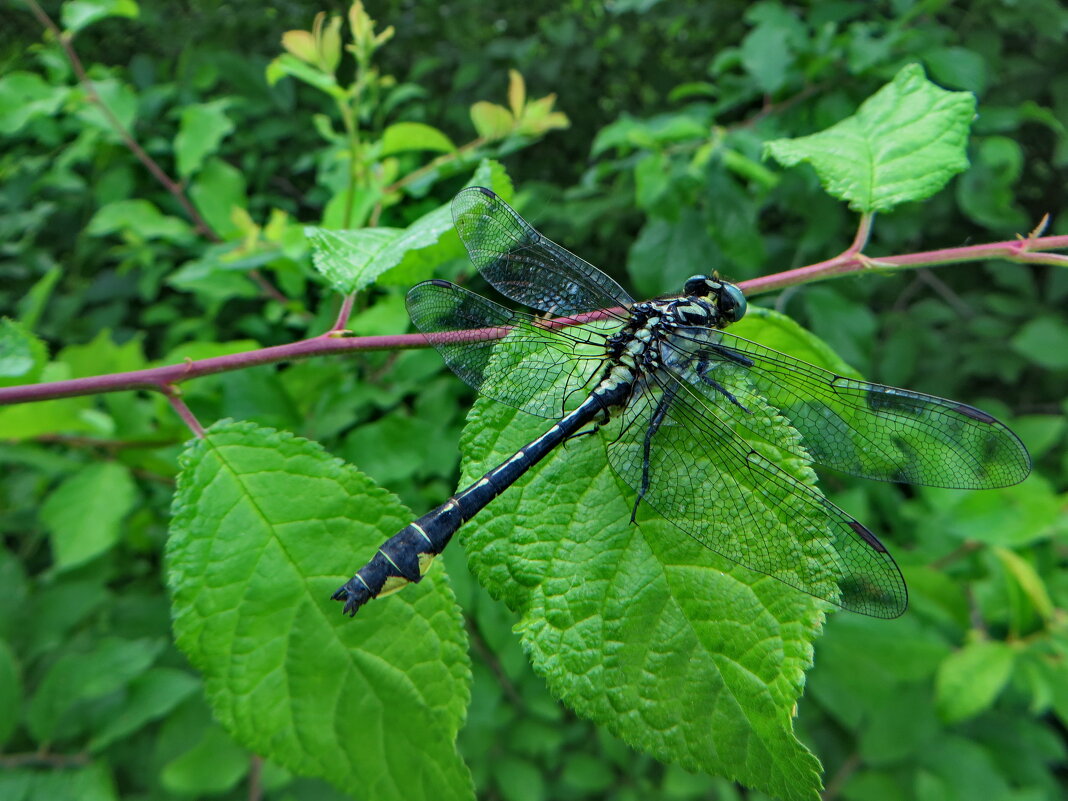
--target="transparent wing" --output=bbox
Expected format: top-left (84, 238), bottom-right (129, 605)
top-left (605, 368), bottom-right (907, 618)
top-left (452, 187), bottom-right (634, 317)
top-left (406, 280), bottom-right (608, 418)
top-left (663, 327), bottom-right (1031, 489)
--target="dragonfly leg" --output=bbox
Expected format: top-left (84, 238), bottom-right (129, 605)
top-left (696, 358), bottom-right (751, 413)
top-left (632, 382), bottom-right (679, 523)
top-left (563, 401), bottom-right (613, 444)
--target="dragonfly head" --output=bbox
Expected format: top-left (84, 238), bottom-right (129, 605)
top-left (683, 275), bottom-right (748, 326)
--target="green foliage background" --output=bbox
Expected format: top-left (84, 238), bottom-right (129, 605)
top-left (2, 1), bottom-right (1067, 800)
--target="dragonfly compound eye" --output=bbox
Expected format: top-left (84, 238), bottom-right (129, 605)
top-left (719, 283), bottom-right (747, 323)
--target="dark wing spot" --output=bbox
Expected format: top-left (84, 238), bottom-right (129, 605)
top-left (848, 519), bottom-right (888, 553)
top-left (953, 403), bottom-right (997, 424)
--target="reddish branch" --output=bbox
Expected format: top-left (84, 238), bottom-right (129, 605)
top-left (12, 2), bottom-right (1068, 436)
top-left (0, 333), bottom-right (424, 406)
top-left (2, 231), bottom-right (1066, 414)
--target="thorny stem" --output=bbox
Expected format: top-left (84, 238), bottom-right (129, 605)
top-left (741, 229), bottom-right (1068, 295)
top-left (166, 389), bottom-right (207, 438)
top-left (25, 0), bottom-right (290, 307)
top-left (0, 333), bottom-right (425, 406)
top-left (2, 227), bottom-right (1065, 419)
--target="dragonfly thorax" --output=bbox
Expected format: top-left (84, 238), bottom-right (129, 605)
top-left (604, 295), bottom-right (717, 382)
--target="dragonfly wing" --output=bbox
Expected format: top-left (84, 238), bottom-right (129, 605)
top-left (406, 280), bottom-right (607, 418)
top-left (664, 328), bottom-right (1031, 489)
top-left (452, 187), bottom-right (635, 317)
top-left (604, 367), bottom-right (908, 618)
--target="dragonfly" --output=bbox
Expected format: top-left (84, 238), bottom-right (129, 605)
top-left (333, 187), bottom-right (1031, 619)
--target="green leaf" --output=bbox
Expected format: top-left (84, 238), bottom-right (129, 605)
top-left (307, 227), bottom-right (403, 294)
top-left (307, 202), bottom-right (455, 294)
top-left (61, 0), bottom-right (139, 33)
top-left (189, 158), bottom-right (248, 239)
top-left (764, 63), bottom-right (975, 212)
top-left (809, 613), bottom-right (951, 730)
top-left (919, 475), bottom-right (1060, 547)
top-left (166, 249), bottom-right (261, 303)
top-left (40, 461), bottom-right (137, 571)
top-left (167, 421), bottom-right (473, 801)
top-left (27, 637), bottom-right (163, 741)
top-left (458, 391), bottom-right (825, 800)
top-left (0, 763), bottom-right (117, 801)
top-left (993, 547), bottom-right (1055, 621)
top-left (1010, 315), bottom-right (1068, 369)
top-left (730, 305), bottom-right (862, 377)
top-left (923, 46), bottom-right (988, 94)
top-left (89, 667), bottom-right (200, 751)
top-left (59, 328), bottom-right (146, 378)
top-left (0, 364), bottom-right (95, 439)
top-left (626, 210), bottom-right (720, 298)
top-left (87, 199), bottom-right (194, 242)
top-left (492, 756), bottom-right (546, 801)
top-left (740, 22), bottom-right (793, 94)
top-left (0, 72), bottom-right (67, 135)
top-left (592, 111), bottom-right (709, 156)
top-left (0, 638), bottom-right (20, 747)
top-left (470, 101), bottom-right (514, 140)
top-left (17, 266), bottom-right (62, 330)
top-left (936, 639), bottom-right (1015, 723)
top-left (1011, 414), bottom-right (1066, 460)
top-left (75, 78), bottom-right (138, 141)
top-left (956, 136), bottom-right (1027, 232)
top-left (379, 160), bottom-right (514, 287)
top-left (175, 100), bottom-right (236, 178)
top-left (265, 53), bottom-right (342, 96)
top-left (161, 723), bottom-right (248, 795)
top-left (381, 121), bottom-right (456, 155)
top-left (0, 318), bottom-right (47, 388)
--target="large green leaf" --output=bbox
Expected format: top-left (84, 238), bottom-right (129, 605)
top-left (764, 63), bottom-right (975, 212)
top-left (455, 314), bottom-right (834, 800)
top-left (167, 421), bottom-right (473, 801)
top-left (306, 224), bottom-right (437, 295)
top-left (306, 160), bottom-right (512, 294)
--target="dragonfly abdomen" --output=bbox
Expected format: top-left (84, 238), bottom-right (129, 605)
top-left (334, 382), bottom-right (631, 615)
